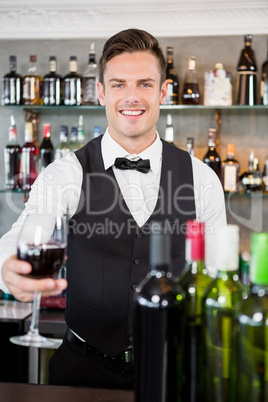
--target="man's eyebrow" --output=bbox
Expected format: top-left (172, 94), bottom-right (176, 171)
top-left (108, 78), bottom-right (156, 83)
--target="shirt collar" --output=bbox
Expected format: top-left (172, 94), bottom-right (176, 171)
top-left (101, 128), bottom-right (162, 175)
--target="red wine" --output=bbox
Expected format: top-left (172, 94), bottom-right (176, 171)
top-left (17, 243), bottom-right (65, 279)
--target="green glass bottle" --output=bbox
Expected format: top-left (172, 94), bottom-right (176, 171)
top-left (202, 224), bottom-right (248, 402)
top-left (235, 232), bottom-right (268, 402)
top-left (177, 220), bottom-right (213, 401)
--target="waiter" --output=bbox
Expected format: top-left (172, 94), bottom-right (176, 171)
top-left (0, 28), bottom-right (226, 389)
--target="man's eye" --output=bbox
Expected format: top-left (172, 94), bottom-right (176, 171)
top-left (141, 83), bottom-right (151, 88)
top-left (113, 84), bottom-right (124, 88)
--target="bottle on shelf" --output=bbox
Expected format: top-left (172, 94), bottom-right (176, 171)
top-left (262, 157), bottom-right (268, 193)
top-left (182, 56), bottom-right (200, 105)
top-left (235, 232), bottom-right (268, 402)
top-left (176, 220), bottom-right (212, 402)
top-left (260, 39), bottom-right (268, 106)
top-left (39, 123), bottom-right (54, 172)
top-left (133, 221), bottom-right (185, 402)
top-left (240, 150), bottom-right (262, 193)
top-left (236, 34), bottom-right (258, 106)
top-left (19, 121), bottom-right (38, 190)
top-left (2, 55), bottom-right (22, 105)
top-left (93, 125), bottom-right (101, 138)
top-left (22, 54), bottom-right (43, 105)
top-left (63, 56), bottom-right (81, 106)
top-left (204, 63), bottom-right (232, 106)
top-left (164, 113), bottom-right (175, 145)
top-left (55, 125), bottom-right (70, 159)
top-left (69, 126), bottom-right (78, 152)
top-left (165, 46), bottom-right (179, 105)
top-left (186, 137), bottom-right (194, 156)
top-left (43, 56), bottom-right (62, 106)
top-left (82, 42), bottom-right (99, 105)
top-left (202, 224), bottom-right (248, 402)
top-left (203, 128), bottom-right (221, 176)
top-left (4, 115), bottom-right (21, 190)
top-left (221, 143), bottom-right (240, 193)
top-left (76, 115), bottom-right (85, 149)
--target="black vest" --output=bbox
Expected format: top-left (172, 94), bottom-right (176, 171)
top-left (65, 135), bottom-right (196, 356)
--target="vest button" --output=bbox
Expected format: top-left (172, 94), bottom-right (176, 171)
top-left (134, 258), bottom-right (141, 265)
top-left (131, 284), bottom-right (138, 291)
top-left (136, 232), bottom-right (143, 239)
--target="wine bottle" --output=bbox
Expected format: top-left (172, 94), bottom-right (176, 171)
top-left (43, 56), bottom-right (62, 106)
top-left (202, 225), bottom-right (248, 402)
top-left (82, 42), bottom-right (99, 105)
top-left (20, 122), bottom-right (38, 190)
top-left (2, 55), bottom-right (22, 105)
top-left (262, 157), bottom-right (268, 193)
top-left (22, 54), bottom-right (43, 105)
top-left (235, 232), bottom-right (268, 402)
top-left (182, 56), bottom-right (200, 105)
top-left (4, 115), bottom-right (21, 189)
top-left (39, 123), bottom-right (54, 171)
top-left (176, 220), bottom-right (212, 402)
top-left (134, 221), bottom-right (185, 402)
top-left (186, 137), bottom-right (194, 156)
top-left (164, 114), bottom-right (175, 145)
top-left (165, 46), bottom-right (179, 105)
top-left (221, 143), bottom-right (240, 192)
top-left (261, 39), bottom-right (268, 106)
top-left (63, 56), bottom-right (82, 105)
top-left (236, 34), bottom-right (258, 106)
top-left (240, 150), bottom-right (262, 194)
top-left (55, 125), bottom-right (69, 159)
top-left (203, 128), bottom-right (221, 176)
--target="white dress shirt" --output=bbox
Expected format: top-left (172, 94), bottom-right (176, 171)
top-left (0, 129), bottom-right (226, 293)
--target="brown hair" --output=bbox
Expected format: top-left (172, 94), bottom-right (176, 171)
top-left (99, 28), bottom-right (166, 86)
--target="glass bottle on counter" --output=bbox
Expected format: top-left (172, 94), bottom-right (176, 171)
top-left (203, 128), bottom-right (221, 176)
top-left (165, 46), bottom-right (179, 105)
top-left (55, 125), bottom-right (70, 159)
top-left (186, 137), bottom-right (195, 156)
top-left (82, 42), bottom-right (99, 105)
top-left (260, 39), bottom-right (268, 106)
top-left (20, 122), bottom-right (38, 190)
top-left (39, 123), bottom-right (54, 172)
top-left (221, 143), bottom-right (240, 192)
top-left (164, 113), bottom-right (175, 145)
top-left (240, 151), bottom-right (262, 193)
top-left (63, 56), bottom-right (81, 106)
top-left (43, 56), bottom-right (62, 106)
top-left (2, 55), bottom-right (22, 105)
top-left (4, 115), bottom-right (21, 189)
top-left (182, 56), bottom-right (200, 105)
top-left (22, 55), bottom-right (43, 105)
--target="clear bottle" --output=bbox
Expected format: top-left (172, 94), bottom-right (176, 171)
top-left (202, 225), bottom-right (248, 402)
top-left (240, 150), bottom-right (262, 193)
top-left (260, 39), bottom-right (268, 106)
top-left (165, 46), bottom-right (179, 105)
top-left (55, 125), bottom-right (69, 159)
top-left (164, 113), bottom-right (175, 145)
top-left (186, 137), bottom-right (195, 156)
top-left (76, 115), bottom-right (85, 149)
top-left (63, 56), bottom-right (81, 106)
top-left (82, 42), bottom-right (99, 105)
top-left (39, 123), bottom-right (54, 172)
top-left (182, 56), bottom-right (200, 105)
top-left (2, 55), bottom-right (22, 105)
top-left (221, 143), bottom-right (240, 192)
top-left (4, 115), bottom-right (21, 189)
top-left (69, 126), bottom-right (78, 152)
top-left (20, 122), bottom-right (38, 190)
top-left (22, 54), bottom-right (43, 105)
top-left (43, 56), bottom-right (62, 106)
top-left (236, 34), bottom-right (258, 106)
top-left (203, 128), bottom-right (221, 176)
top-left (134, 221), bottom-right (185, 402)
top-left (176, 220), bottom-right (212, 402)
top-left (235, 232), bottom-right (268, 402)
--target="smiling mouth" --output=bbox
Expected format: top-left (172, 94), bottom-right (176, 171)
top-left (120, 110), bottom-right (145, 116)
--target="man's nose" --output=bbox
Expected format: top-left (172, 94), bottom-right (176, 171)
top-left (124, 85), bottom-right (141, 102)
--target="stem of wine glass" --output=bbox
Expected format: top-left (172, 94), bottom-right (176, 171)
top-left (29, 290), bottom-right (41, 334)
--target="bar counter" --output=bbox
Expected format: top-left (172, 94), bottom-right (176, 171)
top-left (0, 382), bottom-right (134, 402)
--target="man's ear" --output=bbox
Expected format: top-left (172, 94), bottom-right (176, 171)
top-left (160, 80), bottom-right (168, 105)
top-left (97, 81), bottom-right (105, 106)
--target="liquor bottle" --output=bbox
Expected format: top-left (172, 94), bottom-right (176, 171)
top-left (182, 56), bottom-right (200, 105)
top-left (186, 137), bottom-right (194, 156)
top-left (203, 128), bottom-right (221, 176)
top-left (63, 56), bottom-right (81, 106)
top-left (221, 143), bottom-right (240, 192)
top-left (262, 157), bottom-right (268, 193)
top-left (236, 34), bottom-right (258, 106)
top-left (202, 225), bottom-right (248, 402)
top-left (260, 39), bottom-right (268, 106)
top-left (43, 56), bottom-right (62, 106)
top-left (2, 55), bottom-right (22, 105)
top-left (134, 221), bottom-right (185, 402)
top-left (55, 125), bottom-right (69, 159)
top-left (76, 115), bottom-right (85, 149)
top-left (165, 46), bottom-right (179, 105)
top-left (164, 113), bottom-right (175, 145)
top-left (4, 115), bottom-right (21, 189)
top-left (69, 127), bottom-right (78, 152)
top-left (39, 123), bottom-right (54, 172)
top-left (93, 125), bottom-right (101, 138)
top-left (235, 232), bottom-right (268, 402)
top-left (176, 220), bottom-right (212, 402)
top-left (22, 55), bottom-right (43, 105)
top-left (82, 42), bottom-right (99, 105)
top-left (240, 150), bottom-right (262, 193)
top-left (20, 122), bottom-right (38, 190)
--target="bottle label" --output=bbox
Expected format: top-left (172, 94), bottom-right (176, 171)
top-left (224, 165), bottom-right (237, 192)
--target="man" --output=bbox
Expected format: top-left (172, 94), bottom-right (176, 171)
top-left (0, 28), bottom-right (226, 389)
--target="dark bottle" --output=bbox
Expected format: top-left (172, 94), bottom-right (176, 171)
top-left (63, 56), bottom-right (81, 106)
top-left (186, 137), bottom-right (195, 156)
top-left (82, 42), bottom-right (99, 105)
top-left (260, 39), bottom-right (268, 105)
top-left (221, 143), bottom-right (240, 192)
top-left (235, 232), bottom-right (268, 402)
top-left (165, 46), bottom-right (179, 105)
top-left (203, 128), bottom-right (221, 176)
top-left (39, 123), bottom-right (54, 172)
top-left (182, 56), bottom-right (200, 105)
top-left (4, 115), bottom-right (21, 189)
top-left (240, 151), bottom-right (262, 193)
top-left (43, 56), bottom-right (62, 105)
top-left (164, 113), bottom-right (175, 145)
top-left (202, 225), bottom-right (248, 402)
top-left (236, 34), bottom-right (258, 106)
top-left (2, 55), bottom-right (22, 105)
top-left (22, 54), bottom-right (43, 105)
top-left (176, 220), bottom-right (212, 402)
top-left (134, 221), bottom-right (185, 402)
top-left (20, 122), bottom-right (38, 190)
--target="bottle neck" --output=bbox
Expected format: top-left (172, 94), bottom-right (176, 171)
top-left (150, 264), bottom-right (171, 276)
top-left (251, 284), bottom-right (268, 295)
top-left (69, 60), bottom-right (77, 73)
top-left (216, 269), bottom-right (239, 279)
top-left (8, 127), bottom-right (17, 142)
top-left (49, 59), bottom-right (57, 73)
top-left (10, 60), bottom-right (17, 73)
top-left (89, 53), bottom-right (96, 64)
top-left (24, 125), bottom-right (33, 143)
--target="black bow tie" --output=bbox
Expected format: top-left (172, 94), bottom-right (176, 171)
top-left (114, 157), bottom-right (151, 173)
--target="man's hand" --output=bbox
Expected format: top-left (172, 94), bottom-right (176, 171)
top-left (1, 255), bottom-right (68, 302)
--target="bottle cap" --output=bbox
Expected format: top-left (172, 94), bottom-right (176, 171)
top-left (216, 225), bottom-right (239, 271)
top-left (150, 221), bottom-right (171, 266)
top-left (227, 143), bottom-right (235, 155)
top-left (185, 220), bottom-right (205, 261)
top-left (250, 232), bottom-right (268, 285)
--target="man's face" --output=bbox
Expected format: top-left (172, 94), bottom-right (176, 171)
top-left (97, 51), bottom-right (168, 146)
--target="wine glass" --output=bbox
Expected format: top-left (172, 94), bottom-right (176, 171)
top-left (10, 213), bottom-right (67, 348)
